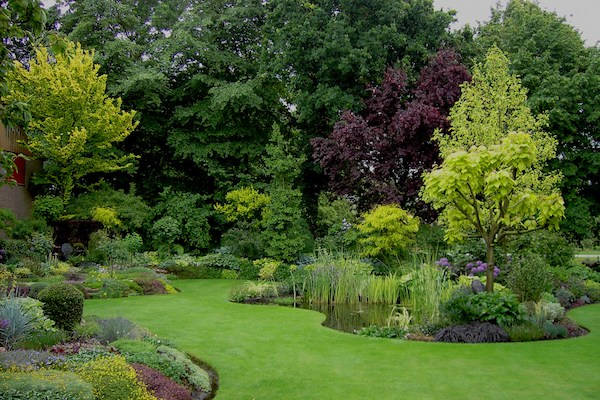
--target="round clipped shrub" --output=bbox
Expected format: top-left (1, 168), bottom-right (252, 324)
top-left (38, 283), bottom-right (84, 331)
top-left (77, 355), bottom-right (156, 400)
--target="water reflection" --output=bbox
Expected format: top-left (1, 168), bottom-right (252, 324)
top-left (296, 302), bottom-right (395, 333)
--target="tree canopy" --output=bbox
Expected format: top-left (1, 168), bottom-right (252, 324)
top-left (3, 42), bottom-right (138, 201)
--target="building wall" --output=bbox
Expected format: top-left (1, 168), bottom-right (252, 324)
top-left (0, 123), bottom-right (39, 219)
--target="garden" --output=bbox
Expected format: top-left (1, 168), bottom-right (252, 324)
top-left (1, 0), bottom-right (600, 399)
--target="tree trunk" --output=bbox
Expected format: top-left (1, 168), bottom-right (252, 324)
top-left (485, 242), bottom-right (495, 292)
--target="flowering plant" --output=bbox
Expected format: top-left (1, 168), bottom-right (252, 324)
top-left (467, 261), bottom-right (499, 278)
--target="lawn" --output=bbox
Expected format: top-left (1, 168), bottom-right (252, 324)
top-left (86, 280), bottom-right (600, 400)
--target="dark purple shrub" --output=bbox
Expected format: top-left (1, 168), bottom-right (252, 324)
top-left (132, 363), bottom-right (193, 400)
top-left (435, 322), bottom-right (509, 343)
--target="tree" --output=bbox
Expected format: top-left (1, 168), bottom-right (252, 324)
top-left (1, 0), bottom-right (46, 185)
top-left (424, 47), bottom-right (563, 292)
top-left (422, 133), bottom-right (564, 292)
top-left (3, 41), bottom-right (138, 202)
top-left (266, 0), bottom-right (456, 137)
top-left (312, 50), bottom-right (470, 215)
top-left (259, 126), bottom-right (313, 262)
top-left (475, 0), bottom-right (600, 241)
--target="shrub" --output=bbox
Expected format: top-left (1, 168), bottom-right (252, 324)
top-left (585, 280), bottom-right (600, 302)
top-left (356, 325), bottom-right (406, 339)
top-left (442, 290), bottom-right (522, 327)
top-left (38, 283), bottom-right (84, 330)
top-left (435, 322), bottom-right (509, 343)
top-left (0, 297), bottom-right (34, 349)
top-left (357, 204), bottom-right (419, 260)
top-left (112, 338), bottom-right (157, 354)
top-left (2, 297), bottom-right (56, 333)
top-left (507, 252), bottom-right (552, 302)
top-left (505, 322), bottom-right (545, 342)
top-left (197, 253), bottom-right (246, 271)
top-left (229, 281), bottom-right (279, 303)
top-left (0, 369), bottom-right (94, 400)
top-left (98, 279), bottom-right (131, 298)
top-left (72, 318), bottom-right (101, 341)
top-left (239, 259), bottom-right (261, 280)
top-left (96, 317), bottom-right (140, 343)
top-left (221, 269), bottom-right (239, 280)
top-left (507, 230), bottom-right (574, 268)
top-left (132, 363), bottom-right (193, 400)
top-left (152, 216), bottom-right (181, 246)
top-left (157, 345), bottom-right (211, 392)
top-left (543, 321), bottom-right (568, 339)
top-left (134, 279), bottom-right (167, 295)
top-left (0, 350), bottom-right (65, 370)
top-left (256, 258), bottom-right (285, 281)
top-left (33, 195), bottom-right (65, 223)
top-left (554, 287), bottom-right (575, 307)
top-left (17, 330), bottom-right (66, 350)
top-left (77, 355), bottom-right (156, 400)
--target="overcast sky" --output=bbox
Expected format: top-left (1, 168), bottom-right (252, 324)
top-left (435, 0), bottom-right (599, 45)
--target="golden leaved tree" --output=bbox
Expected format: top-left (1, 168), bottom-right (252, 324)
top-left (3, 41), bottom-right (138, 202)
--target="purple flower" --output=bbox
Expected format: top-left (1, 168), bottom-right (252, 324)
top-left (0, 319), bottom-right (8, 330)
top-left (435, 257), bottom-right (452, 268)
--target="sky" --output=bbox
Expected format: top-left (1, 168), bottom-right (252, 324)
top-left (435, 0), bottom-right (599, 45)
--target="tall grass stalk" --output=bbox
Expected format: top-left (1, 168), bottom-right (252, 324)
top-left (407, 265), bottom-right (451, 325)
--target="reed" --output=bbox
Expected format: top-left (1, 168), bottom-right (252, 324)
top-left (303, 252), bottom-right (405, 305)
top-left (406, 264), bottom-right (451, 325)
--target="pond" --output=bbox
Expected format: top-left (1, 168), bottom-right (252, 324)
top-left (289, 302), bottom-right (396, 333)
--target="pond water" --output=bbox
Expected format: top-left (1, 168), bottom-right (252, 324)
top-left (291, 302), bottom-right (396, 333)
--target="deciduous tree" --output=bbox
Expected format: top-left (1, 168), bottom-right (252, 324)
top-left (3, 41), bottom-right (138, 201)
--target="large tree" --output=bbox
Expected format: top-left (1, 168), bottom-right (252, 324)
top-left (3, 42), bottom-right (138, 201)
top-left (312, 50), bottom-right (470, 216)
top-left (475, 0), bottom-right (600, 240)
top-left (423, 47), bottom-right (563, 292)
top-left (265, 0), bottom-right (457, 138)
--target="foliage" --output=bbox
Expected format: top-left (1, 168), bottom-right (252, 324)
top-left (65, 184), bottom-right (151, 233)
top-left (442, 289), bottom-right (522, 327)
top-left (407, 265), bottom-right (451, 325)
top-left (38, 283), bottom-right (84, 331)
top-left (356, 325), bottom-right (406, 339)
top-left (72, 318), bottom-right (101, 341)
top-left (266, 0), bottom-right (455, 136)
top-left (0, 0), bottom-right (46, 112)
top-left (0, 349), bottom-right (64, 370)
top-left (91, 207), bottom-right (122, 232)
top-left (132, 363), bottom-right (193, 400)
top-left (0, 369), bottom-right (94, 400)
top-left (3, 41), bottom-right (138, 201)
top-left (504, 321), bottom-right (545, 342)
top-left (156, 345), bottom-right (211, 392)
top-left (76, 355), bottom-right (156, 400)
top-left (314, 193), bottom-right (358, 251)
top-left (312, 50), bottom-right (470, 213)
top-left (0, 296), bottom-right (34, 350)
top-left (96, 317), bottom-right (140, 344)
top-left (259, 127), bottom-right (313, 262)
top-left (506, 230), bottom-right (574, 268)
top-left (356, 204), bottom-right (419, 261)
top-left (2, 297), bottom-right (56, 333)
top-left (507, 252), bottom-right (552, 302)
top-left (542, 321), bottom-right (568, 339)
top-left (151, 189), bottom-right (211, 250)
top-left (215, 187), bottom-right (270, 225)
top-left (475, 0), bottom-right (600, 241)
top-left (423, 132), bottom-right (564, 291)
top-left (434, 322), bottom-right (509, 343)
top-left (229, 281), bottom-right (280, 303)
top-left (32, 195), bottom-right (64, 223)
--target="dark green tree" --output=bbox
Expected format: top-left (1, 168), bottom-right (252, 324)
top-left (259, 125), bottom-right (313, 262)
top-left (475, 0), bottom-right (600, 241)
top-left (265, 0), bottom-right (456, 137)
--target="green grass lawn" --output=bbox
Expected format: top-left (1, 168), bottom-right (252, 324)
top-left (85, 280), bottom-right (600, 399)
